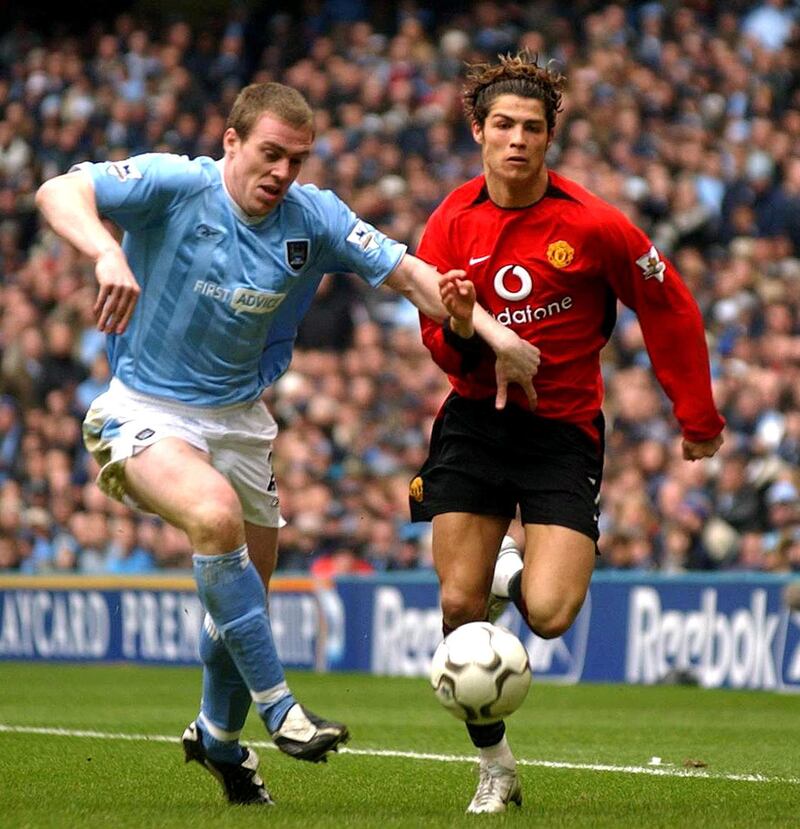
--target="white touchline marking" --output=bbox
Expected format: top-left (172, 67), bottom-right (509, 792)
top-left (0, 723), bottom-right (797, 785)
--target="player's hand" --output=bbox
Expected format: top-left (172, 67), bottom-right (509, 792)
top-left (439, 272), bottom-right (474, 337)
top-left (682, 433), bottom-right (724, 461)
top-left (493, 329), bottom-right (540, 411)
top-left (443, 272), bottom-right (539, 410)
top-left (94, 248), bottom-right (141, 334)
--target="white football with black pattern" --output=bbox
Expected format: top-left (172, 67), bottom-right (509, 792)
top-left (430, 621), bottom-right (531, 724)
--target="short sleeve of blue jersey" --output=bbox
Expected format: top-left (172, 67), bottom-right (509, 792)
top-left (308, 187), bottom-right (407, 287)
top-left (71, 154), bottom-right (206, 232)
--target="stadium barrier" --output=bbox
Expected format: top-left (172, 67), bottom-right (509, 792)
top-left (0, 572), bottom-right (798, 691)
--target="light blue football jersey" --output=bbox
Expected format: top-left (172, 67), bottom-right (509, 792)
top-left (73, 154), bottom-right (407, 405)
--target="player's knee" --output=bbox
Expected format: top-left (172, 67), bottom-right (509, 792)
top-left (526, 600), bottom-right (582, 640)
top-left (185, 490), bottom-right (244, 550)
top-left (529, 615), bottom-right (570, 640)
top-left (440, 585), bottom-right (485, 628)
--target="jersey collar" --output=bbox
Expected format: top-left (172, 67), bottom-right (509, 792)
top-left (471, 174), bottom-right (579, 209)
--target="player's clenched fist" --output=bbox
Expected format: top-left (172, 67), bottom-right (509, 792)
top-left (682, 433), bottom-right (724, 461)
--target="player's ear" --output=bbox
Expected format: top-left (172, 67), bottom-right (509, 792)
top-left (222, 127), bottom-right (240, 155)
top-left (471, 120), bottom-right (484, 145)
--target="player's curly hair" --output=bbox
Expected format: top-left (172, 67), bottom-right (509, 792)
top-left (463, 51), bottom-right (565, 132)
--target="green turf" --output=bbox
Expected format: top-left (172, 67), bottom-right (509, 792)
top-left (0, 663), bottom-right (798, 827)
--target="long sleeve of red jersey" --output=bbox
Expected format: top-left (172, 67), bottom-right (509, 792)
top-left (415, 207), bottom-right (491, 376)
top-left (603, 215), bottom-right (724, 442)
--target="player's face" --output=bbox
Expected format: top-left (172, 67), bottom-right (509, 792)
top-left (472, 95), bottom-right (552, 201)
top-left (223, 111), bottom-right (313, 217)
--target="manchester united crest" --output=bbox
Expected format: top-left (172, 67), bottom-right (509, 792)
top-left (546, 240), bottom-right (575, 269)
top-left (409, 476), bottom-right (424, 503)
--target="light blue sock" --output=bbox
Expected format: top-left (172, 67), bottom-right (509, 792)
top-left (197, 614), bottom-right (250, 764)
top-left (193, 547), bottom-right (296, 735)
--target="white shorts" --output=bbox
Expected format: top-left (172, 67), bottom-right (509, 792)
top-left (82, 378), bottom-right (283, 527)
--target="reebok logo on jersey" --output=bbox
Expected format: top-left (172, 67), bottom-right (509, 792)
top-left (231, 288), bottom-right (286, 314)
top-left (196, 224), bottom-right (223, 239)
top-left (636, 246), bottom-right (665, 282)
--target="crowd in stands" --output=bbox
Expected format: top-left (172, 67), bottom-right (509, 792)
top-left (0, 1), bottom-right (799, 577)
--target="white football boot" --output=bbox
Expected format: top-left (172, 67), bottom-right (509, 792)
top-left (270, 703), bottom-right (349, 762)
top-left (486, 536), bottom-right (524, 624)
top-left (466, 761), bottom-right (522, 813)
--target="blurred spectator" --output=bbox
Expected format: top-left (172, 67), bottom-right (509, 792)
top-left (295, 274), bottom-right (364, 351)
top-left (712, 452), bottom-right (765, 533)
top-left (0, 396), bottom-right (22, 482)
top-left (741, 0), bottom-right (797, 51)
top-left (310, 546), bottom-right (374, 578)
top-left (37, 319), bottom-right (86, 404)
top-left (75, 353), bottom-right (110, 414)
top-left (0, 533), bottom-right (21, 570)
top-left (106, 515), bottom-right (156, 573)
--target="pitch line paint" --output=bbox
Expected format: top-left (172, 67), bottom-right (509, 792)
top-left (0, 723), bottom-right (797, 786)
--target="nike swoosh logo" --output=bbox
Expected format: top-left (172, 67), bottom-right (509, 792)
top-left (469, 255), bottom-right (491, 265)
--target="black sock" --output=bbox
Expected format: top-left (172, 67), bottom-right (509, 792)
top-left (466, 720), bottom-right (506, 748)
top-left (507, 570), bottom-right (532, 630)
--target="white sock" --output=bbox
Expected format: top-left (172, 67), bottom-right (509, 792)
top-left (492, 548), bottom-right (524, 598)
top-left (479, 735), bottom-right (516, 769)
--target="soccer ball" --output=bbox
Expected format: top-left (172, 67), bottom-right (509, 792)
top-left (430, 621), bottom-right (531, 724)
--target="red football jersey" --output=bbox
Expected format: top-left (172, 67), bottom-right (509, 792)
top-left (416, 171), bottom-right (724, 444)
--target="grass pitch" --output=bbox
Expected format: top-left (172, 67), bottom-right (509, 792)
top-left (0, 663), bottom-right (798, 827)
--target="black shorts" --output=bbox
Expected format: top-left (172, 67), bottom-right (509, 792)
top-left (408, 394), bottom-right (604, 542)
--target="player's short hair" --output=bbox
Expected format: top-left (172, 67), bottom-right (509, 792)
top-left (227, 83), bottom-right (314, 139)
top-left (463, 51), bottom-right (564, 132)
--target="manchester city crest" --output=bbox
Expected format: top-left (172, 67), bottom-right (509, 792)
top-left (285, 239), bottom-right (309, 271)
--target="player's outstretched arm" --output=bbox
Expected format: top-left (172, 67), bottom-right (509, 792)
top-left (388, 256), bottom-right (540, 409)
top-left (439, 272), bottom-right (539, 410)
top-left (36, 173), bottom-right (141, 334)
top-left (384, 253), bottom-right (464, 321)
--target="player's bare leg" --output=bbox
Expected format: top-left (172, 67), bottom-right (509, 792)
top-left (432, 512), bottom-right (522, 813)
top-left (491, 523), bottom-right (595, 639)
top-left (432, 512), bottom-right (509, 633)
